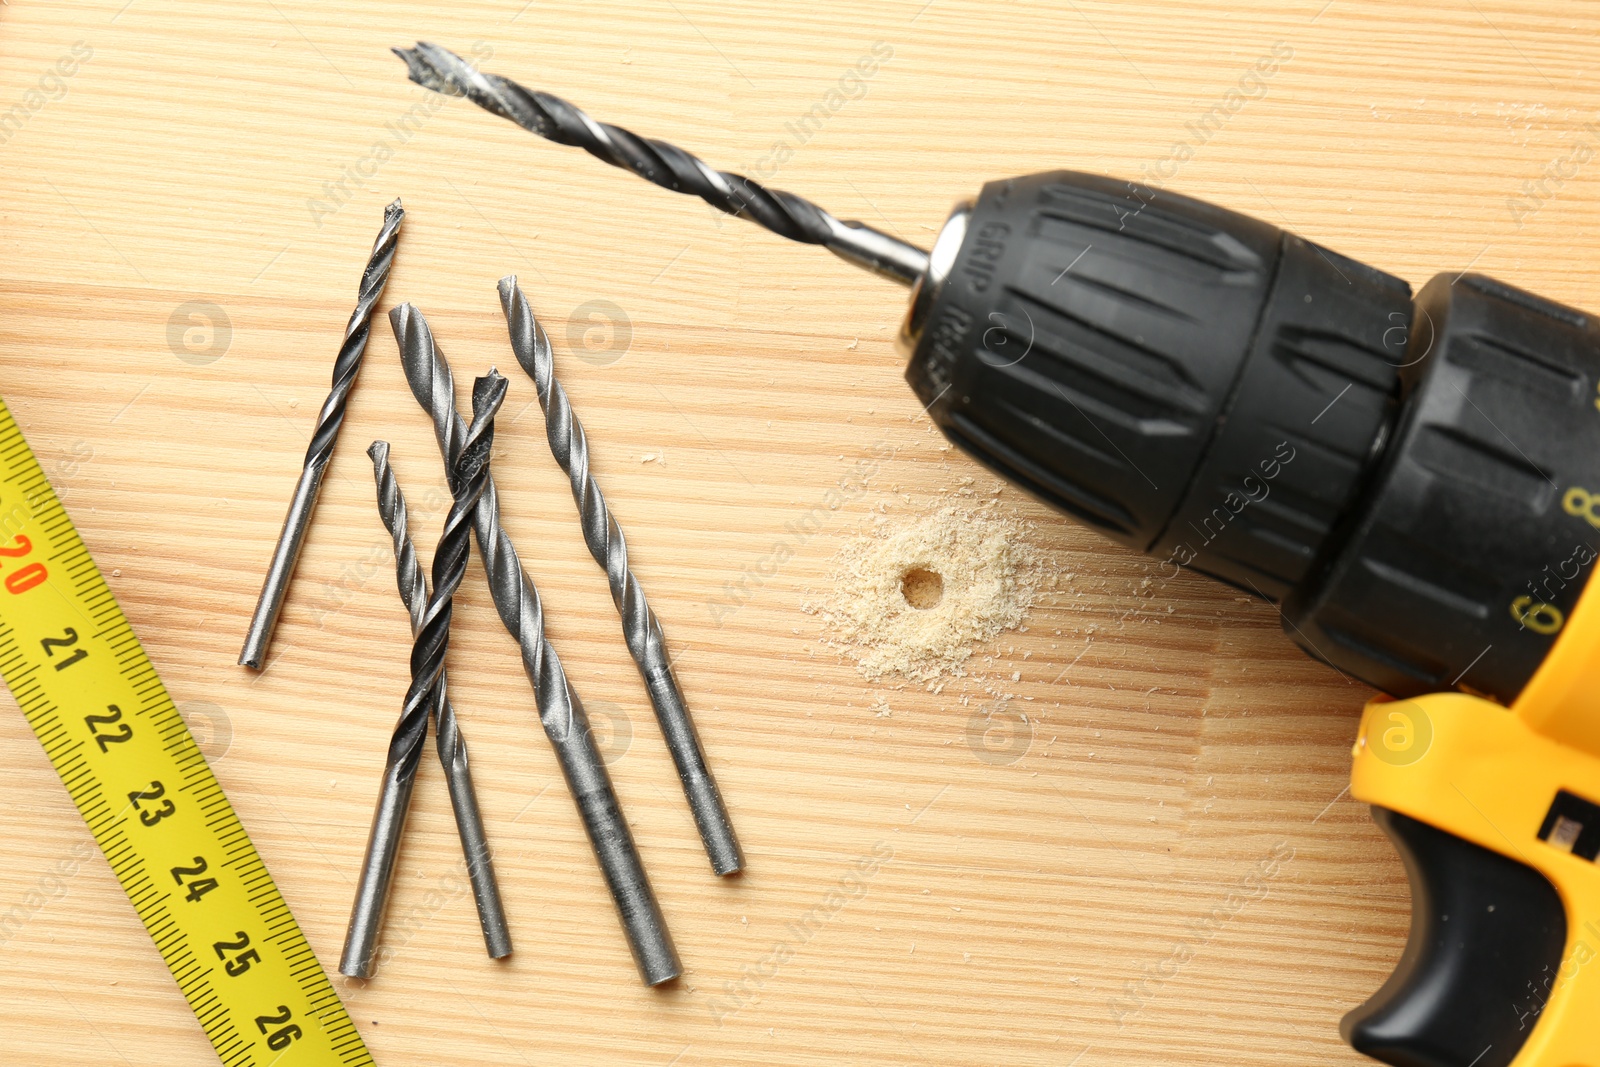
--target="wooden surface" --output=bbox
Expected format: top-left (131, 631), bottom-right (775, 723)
top-left (0, 1), bottom-right (1595, 1063)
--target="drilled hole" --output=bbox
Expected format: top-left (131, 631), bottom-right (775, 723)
top-left (901, 567), bottom-right (945, 610)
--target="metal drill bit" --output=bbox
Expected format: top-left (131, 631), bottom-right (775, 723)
top-left (240, 199), bottom-right (404, 670)
top-left (365, 439), bottom-right (512, 962)
top-left (392, 43), bottom-right (928, 286)
top-left (497, 275), bottom-right (743, 876)
top-left (340, 373), bottom-right (507, 978)
top-left (391, 304), bottom-right (681, 986)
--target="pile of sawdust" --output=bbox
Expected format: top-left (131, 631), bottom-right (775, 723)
top-left (810, 503), bottom-right (1041, 682)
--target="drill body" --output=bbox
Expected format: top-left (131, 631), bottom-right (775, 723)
top-left (901, 171), bottom-right (1600, 1067)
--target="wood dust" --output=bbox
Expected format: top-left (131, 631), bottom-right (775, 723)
top-left (808, 502), bottom-right (1042, 682)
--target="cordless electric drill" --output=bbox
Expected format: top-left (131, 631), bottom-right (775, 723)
top-left (398, 42), bottom-right (1600, 1067)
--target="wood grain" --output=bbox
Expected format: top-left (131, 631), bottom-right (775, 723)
top-left (0, 1), bottom-right (1595, 1063)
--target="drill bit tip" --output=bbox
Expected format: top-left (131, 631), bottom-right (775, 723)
top-left (470, 369), bottom-right (509, 420)
top-left (392, 43), bottom-right (456, 95)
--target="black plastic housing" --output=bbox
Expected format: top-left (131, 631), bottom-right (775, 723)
top-left (1153, 233), bottom-right (1409, 601)
top-left (905, 170), bottom-right (1600, 704)
top-left (1283, 273), bottom-right (1600, 700)
top-left (904, 173), bottom-right (1410, 600)
top-left (908, 171), bottom-right (1287, 548)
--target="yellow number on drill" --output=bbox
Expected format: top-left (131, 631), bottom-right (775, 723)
top-left (1511, 595), bottom-right (1566, 635)
top-left (1563, 486), bottom-right (1600, 529)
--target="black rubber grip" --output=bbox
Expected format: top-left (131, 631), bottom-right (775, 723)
top-left (905, 171), bottom-right (1408, 594)
top-left (1150, 233), bottom-right (1408, 600)
top-left (905, 170), bottom-right (1284, 549)
top-left (1343, 807), bottom-right (1567, 1067)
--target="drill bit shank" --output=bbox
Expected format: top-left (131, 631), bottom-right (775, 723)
top-left (338, 707), bottom-right (422, 979)
top-left (365, 440), bottom-right (511, 963)
top-left (392, 305), bottom-right (680, 986)
top-left (241, 199), bottom-right (404, 670)
top-left (498, 275), bottom-right (742, 876)
top-left (393, 44), bottom-right (927, 285)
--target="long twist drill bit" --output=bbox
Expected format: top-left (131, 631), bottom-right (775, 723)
top-left (498, 275), bottom-right (743, 876)
top-left (340, 373), bottom-right (507, 978)
top-left (363, 440), bottom-right (512, 964)
top-left (240, 199), bottom-right (404, 670)
top-left (340, 375), bottom-right (506, 979)
top-left (391, 304), bottom-right (681, 986)
top-left (392, 43), bottom-right (927, 285)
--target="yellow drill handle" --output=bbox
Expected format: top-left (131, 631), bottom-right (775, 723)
top-left (1347, 573), bottom-right (1600, 1067)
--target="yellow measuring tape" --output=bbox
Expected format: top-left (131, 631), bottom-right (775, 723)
top-left (0, 398), bottom-right (372, 1066)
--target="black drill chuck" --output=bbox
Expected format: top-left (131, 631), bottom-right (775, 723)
top-left (902, 171), bottom-right (1600, 704)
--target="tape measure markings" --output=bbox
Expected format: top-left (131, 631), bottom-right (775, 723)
top-left (0, 400), bottom-right (372, 1066)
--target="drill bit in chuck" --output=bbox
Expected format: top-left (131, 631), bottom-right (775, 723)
top-left (392, 304), bottom-right (681, 986)
top-left (392, 43), bottom-right (927, 285)
top-left (361, 440), bottom-right (512, 966)
top-left (498, 275), bottom-right (742, 876)
top-left (240, 199), bottom-right (404, 670)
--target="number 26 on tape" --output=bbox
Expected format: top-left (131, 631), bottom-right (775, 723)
top-left (0, 533), bottom-right (47, 594)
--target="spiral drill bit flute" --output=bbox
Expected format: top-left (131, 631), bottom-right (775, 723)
top-left (240, 199), bottom-right (405, 670)
top-left (497, 275), bottom-right (742, 876)
top-left (340, 375), bottom-right (507, 978)
top-left (346, 440), bottom-right (512, 974)
top-left (391, 304), bottom-right (680, 985)
top-left (392, 43), bottom-right (925, 285)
